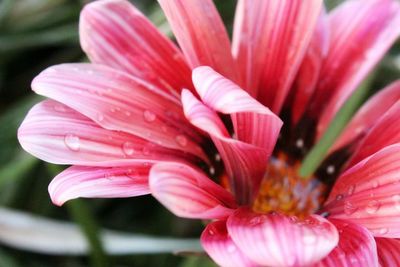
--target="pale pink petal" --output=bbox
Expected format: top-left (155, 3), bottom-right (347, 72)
top-left (312, 0), bottom-right (400, 139)
top-left (232, 0), bottom-right (323, 112)
top-left (49, 165), bottom-right (150, 206)
top-left (324, 144), bottom-right (400, 238)
top-left (182, 89), bottom-right (278, 204)
top-left (314, 219), bottom-right (378, 267)
top-left (227, 207), bottom-right (339, 267)
top-left (345, 102), bottom-right (400, 168)
top-left (149, 162), bottom-right (237, 220)
top-left (80, 0), bottom-right (192, 97)
top-left (192, 67), bottom-right (282, 154)
top-left (330, 81), bottom-right (400, 153)
top-left (290, 10), bottom-right (330, 126)
top-left (201, 220), bottom-right (259, 267)
top-left (376, 238), bottom-right (400, 266)
top-left (32, 63), bottom-right (206, 161)
top-left (18, 100), bottom-right (192, 166)
top-left (158, 0), bottom-right (239, 83)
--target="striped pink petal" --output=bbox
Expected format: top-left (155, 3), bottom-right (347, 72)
top-left (232, 0), bottom-right (323, 112)
top-left (313, 0), bottom-right (400, 139)
top-left (158, 0), bottom-right (239, 83)
top-left (201, 220), bottom-right (259, 267)
top-left (227, 207), bottom-right (339, 267)
top-left (330, 81), bottom-right (400, 153)
top-left (182, 68), bottom-right (282, 204)
top-left (290, 10), bottom-right (330, 126)
top-left (149, 162), bottom-right (237, 220)
top-left (18, 100), bottom-right (190, 166)
top-left (324, 144), bottom-right (400, 238)
top-left (346, 102), bottom-right (400, 167)
top-left (376, 238), bottom-right (400, 266)
top-left (314, 219), bottom-right (378, 267)
top-left (49, 165), bottom-right (150, 206)
top-left (32, 63), bottom-right (206, 161)
top-left (79, 0), bottom-right (192, 97)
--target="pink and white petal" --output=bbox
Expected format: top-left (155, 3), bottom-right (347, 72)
top-left (324, 144), bottom-right (400, 238)
top-left (346, 102), bottom-right (400, 167)
top-left (18, 100), bottom-right (190, 166)
top-left (376, 238), bottom-right (400, 266)
top-left (227, 208), bottom-right (339, 267)
top-left (314, 219), bottom-right (378, 267)
top-left (330, 81), bottom-right (400, 153)
top-left (290, 9), bottom-right (330, 126)
top-left (49, 165), bottom-right (150, 206)
top-left (232, 0), bottom-right (323, 112)
top-left (182, 89), bottom-right (274, 204)
top-left (201, 220), bottom-right (259, 267)
top-left (158, 0), bottom-right (239, 83)
top-left (32, 63), bottom-right (206, 161)
top-left (149, 162), bottom-right (237, 220)
top-left (313, 0), bottom-right (400, 139)
top-left (192, 67), bottom-right (282, 152)
top-left (80, 0), bottom-right (192, 97)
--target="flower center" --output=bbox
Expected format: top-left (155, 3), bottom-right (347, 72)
top-left (252, 152), bottom-right (327, 218)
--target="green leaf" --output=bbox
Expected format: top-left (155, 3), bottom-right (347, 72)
top-left (180, 256), bottom-right (216, 267)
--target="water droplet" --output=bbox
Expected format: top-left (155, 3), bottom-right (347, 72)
top-left (209, 166), bottom-right (215, 175)
top-left (327, 165), bottom-right (335, 175)
top-left (336, 194), bottom-right (344, 201)
top-left (214, 154), bottom-right (221, 162)
top-left (126, 169), bottom-right (139, 179)
top-left (97, 113), bottom-right (104, 122)
top-left (125, 111), bottom-right (131, 116)
top-left (161, 125), bottom-right (168, 133)
top-left (372, 181), bottom-right (379, 188)
top-left (295, 139), bottom-right (304, 148)
top-left (303, 235), bottom-right (317, 245)
top-left (227, 245), bottom-right (236, 253)
top-left (143, 110), bottom-right (156, 122)
top-left (379, 228), bottom-right (388, 235)
top-left (365, 200), bottom-right (380, 214)
top-left (344, 200), bottom-right (357, 215)
top-left (104, 173), bottom-right (115, 181)
top-left (175, 135), bottom-right (188, 147)
top-left (392, 194), bottom-right (400, 211)
top-left (249, 216), bottom-right (265, 225)
top-left (142, 146), bottom-right (151, 155)
top-left (54, 104), bottom-right (66, 112)
top-left (347, 185), bottom-right (355, 196)
top-left (208, 229), bottom-right (215, 235)
top-left (64, 134), bottom-right (80, 151)
top-left (122, 142), bottom-right (136, 156)
top-left (110, 107), bottom-right (116, 113)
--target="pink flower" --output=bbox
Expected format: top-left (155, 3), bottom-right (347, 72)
top-left (18, 0), bottom-right (400, 266)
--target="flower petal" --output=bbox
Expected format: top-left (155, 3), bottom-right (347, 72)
top-left (158, 0), bottom-right (239, 83)
top-left (201, 220), bottom-right (259, 267)
top-left (232, 0), bottom-right (323, 112)
top-left (346, 102), bottom-right (400, 167)
top-left (290, 10), bottom-right (329, 126)
top-left (324, 144), bottom-right (400, 238)
top-left (182, 88), bottom-right (277, 205)
top-left (49, 165), bottom-right (150, 206)
top-left (314, 219), bottom-right (378, 267)
top-left (227, 207), bottom-right (339, 267)
top-left (79, 0), bottom-right (192, 96)
top-left (149, 162), bottom-right (236, 220)
top-left (330, 81), bottom-right (400, 153)
top-left (18, 100), bottom-right (191, 166)
top-left (312, 0), bottom-right (400, 138)
top-left (376, 238), bottom-right (400, 266)
top-left (32, 63), bottom-right (206, 161)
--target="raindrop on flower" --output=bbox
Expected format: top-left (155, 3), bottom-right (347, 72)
top-left (335, 194), bottom-right (344, 201)
top-left (209, 166), bottom-right (216, 175)
top-left (126, 169), bottom-right (139, 179)
top-left (125, 111), bottom-right (131, 116)
top-left (104, 173), bottom-right (115, 181)
top-left (344, 200), bottom-right (357, 215)
top-left (143, 110), bottom-right (156, 122)
top-left (175, 135), bottom-right (188, 147)
top-left (326, 165), bottom-right (335, 175)
top-left (214, 153), bottom-right (221, 162)
top-left (64, 134), bottom-right (80, 151)
top-left (347, 185), bottom-right (355, 196)
top-left (392, 194), bottom-right (400, 211)
top-left (97, 113), bottom-right (104, 122)
top-left (295, 138), bottom-right (304, 148)
top-left (379, 228), bottom-right (388, 235)
top-left (142, 146), bottom-right (150, 156)
top-left (208, 229), bottom-right (215, 236)
top-left (365, 200), bottom-right (380, 214)
top-left (54, 104), bottom-right (66, 112)
top-left (122, 142), bottom-right (135, 156)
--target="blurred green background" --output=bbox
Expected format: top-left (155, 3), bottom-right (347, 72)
top-left (0, 0), bottom-right (399, 266)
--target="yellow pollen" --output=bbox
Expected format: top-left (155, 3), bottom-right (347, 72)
top-left (253, 152), bottom-right (326, 218)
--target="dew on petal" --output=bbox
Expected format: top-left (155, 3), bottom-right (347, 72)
top-left (208, 229), bottom-right (215, 235)
top-left (126, 169), bottom-right (139, 179)
top-left (54, 104), bottom-right (66, 112)
top-left (64, 134), bottom-right (80, 151)
top-left (344, 200), bottom-right (357, 215)
top-left (175, 135), bottom-right (188, 147)
top-left (143, 110), bottom-right (156, 122)
top-left (392, 194), bottom-right (400, 211)
top-left (326, 165), bottom-right (335, 175)
top-left (104, 173), bottom-right (115, 181)
top-left (96, 113), bottom-right (104, 122)
top-left (142, 146), bottom-right (151, 156)
top-left (347, 185), bottom-right (356, 196)
top-left (365, 200), bottom-right (380, 214)
top-left (122, 142), bottom-right (136, 156)
top-left (335, 194), bottom-right (344, 201)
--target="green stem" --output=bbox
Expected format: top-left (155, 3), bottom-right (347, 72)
top-left (299, 75), bottom-right (375, 177)
top-left (47, 165), bottom-right (108, 267)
